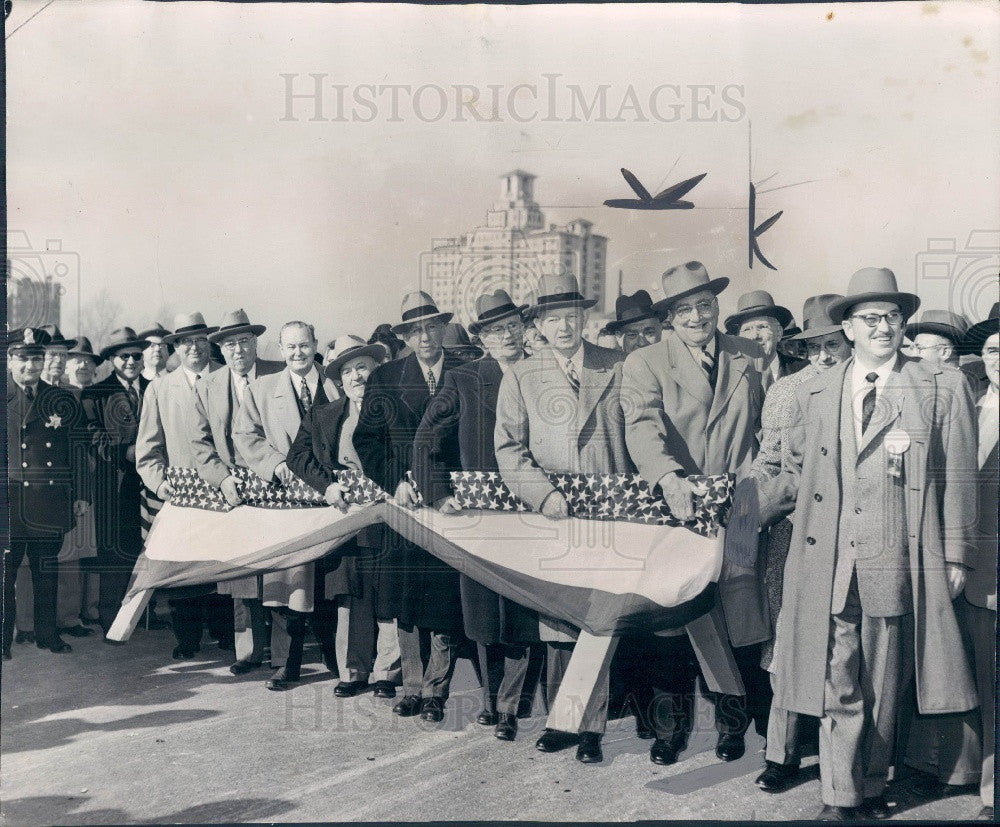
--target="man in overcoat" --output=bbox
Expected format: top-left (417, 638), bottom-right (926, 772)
top-left (724, 290), bottom-right (807, 387)
top-left (622, 261), bottom-right (771, 765)
top-left (414, 289), bottom-right (541, 741)
top-left (757, 267), bottom-right (979, 820)
top-left (353, 291), bottom-right (466, 722)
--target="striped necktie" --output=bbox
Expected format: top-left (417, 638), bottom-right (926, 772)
top-left (860, 372), bottom-right (878, 434)
top-left (299, 376), bottom-right (313, 412)
top-left (699, 346), bottom-right (716, 388)
top-left (564, 359), bottom-right (580, 394)
top-left (426, 370), bottom-right (437, 396)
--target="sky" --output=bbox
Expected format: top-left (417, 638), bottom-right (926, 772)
top-left (7, 0), bottom-right (999, 351)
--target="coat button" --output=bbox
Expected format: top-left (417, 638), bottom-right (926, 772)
top-left (23, 481), bottom-right (29, 487)
top-left (855, 506), bottom-right (862, 514)
top-left (850, 540), bottom-right (856, 548)
top-left (46, 461), bottom-right (52, 467)
top-left (806, 536), bottom-right (816, 545)
top-left (45, 442), bottom-right (51, 448)
top-left (820, 447), bottom-right (828, 455)
top-left (49, 480), bottom-right (53, 485)
top-left (814, 493), bottom-right (822, 502)
top-left (21, 462), bottom-right (27, 468)
top-left (21, 443), bottom-right (26, 449)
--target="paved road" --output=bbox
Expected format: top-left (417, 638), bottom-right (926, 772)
top-left (0, 624), bottom-right (984, 824)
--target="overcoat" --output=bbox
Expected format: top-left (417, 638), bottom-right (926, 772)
top-left (414, 355), bottom-right (540, 645)
top-left (758, 356), bottom-right (979, 716)
top-left (231, 366), bottom-right (338, 610)
top-left (964, 389), bottom-right (998, 611)
top-left (353, 351), bottom-right (466, 632)
top-left (621, 330), bottom-right (770, 646)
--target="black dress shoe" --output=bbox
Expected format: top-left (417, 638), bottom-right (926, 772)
top-left (715, 733), bottom-right (746, 762)
top-left (650, 738), bottom-right (681, 766)
top-left (2, 646), bottom-right (12, 661)
top-left (372, 681), bottom-right (397, 699)
top-left (477, 710), bottom-right (498, 726)
top-left (420, 697), bottom-right (445, 722)
top-left (816, 804), bottom-right (855, 821)
top-left (60, 625), bottom-right (94, 638)
top-left (393, 695), bottom-right (422, 717)
top-left (755, 761), bottom-right (800, 793)
top-left (535, 728), bottom-right (579, 753)
top-left (494, 713), bottom-right (518, 741)
top-left (172, 645), bottom-right (199, 660)
top-left (910, 775), bottom-right (976, 800)
top-left (334, 680), bottom-right (368, 698)
top-left (266, 667), bottom-right (300, 691)
top-left (229, 659), bottom-right (262, 675)
top-left (38, 638), bottom-right (72, 653)
top-left (576, 732), bottom-right (603, 764)
top-left (635, 721), bottom-right (656, 740)
top-left (859, 795), bottom-right (891, 820)
top-left (14, 631), bottom-right (35, 644)
top-left (978, 805), bottom-right (994, 821)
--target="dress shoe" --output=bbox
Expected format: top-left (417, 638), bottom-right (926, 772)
top-left (635, 720), bottom-right (656, 740)
top-left (576, 732), bottom-right (603, 764)
top-left (910, 775), bottom-right (976, 800)
top-left (816, 804), bottom-right (855, 821)
top-left (755, 761), bottom-right (800, 793)
top-left (172, 645), bottom-right (199, 660)
top-left (649, 738), bottom-right (681, 766)
top-left (37, 638), bottom-right (72, 653)
top-left (372, 681), bottom-right (397, 699)
top-left (2, 646), bottom-right (12, 661)
top-left (333, 680), bottom-right (368, 698)
top-left (265, 667), bottom-right (300, 691)
top-left (420, 697), bottom-right (445, 722)
top-left (14, 630), bottom-right (35, 645)
top-left (393, 695), bottom-right (422, 717)
top-left (715, 733), bottom-right (746, 762)
top-left (859, 795), bottom-right (891, 820)
top-left (494, 713), bottom-right (518, 741)
top-left (477, 710), bottom-right (498, 726)
top-left (60, 625), bottom-right (94, 638)
top-left (978, 805), bottom-right (994, 821)
top-left (229, 659), bottom-right (262, 676)
top-left (535, 728), bottom-right (579, 753)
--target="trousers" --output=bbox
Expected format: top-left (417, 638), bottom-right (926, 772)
top-left (3, 540), bottom-right (61, 648)
top-left (397, 623), bottom-right (458, 699)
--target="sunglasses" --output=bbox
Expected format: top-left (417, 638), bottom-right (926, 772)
top-left (116, 352), bottom-right (144, 362)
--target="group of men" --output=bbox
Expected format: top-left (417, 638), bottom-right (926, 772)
top-left (5, 261), bottom-right (997, 821)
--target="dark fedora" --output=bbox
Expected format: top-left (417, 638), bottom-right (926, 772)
top-left (6, 327), bottom-right (52, 356)
top-left (467, 289), bottom-right (529, 336)
top-left (604, 290), bottom-right (662, 334)
top-left (903, 309), bottom-right (969, 346)
top-left (827, 267), bottom-right (920, 324)
top-left (532, 274), bottom-right (598, 314)
top-left (651, 261), bottom-right (729, 314)
top-left (724, 290), bottom-right (794, 335)
top-left (390, 291), bottom-right (453, 335)
top-left (162, 312), bottom-right (219, 345)
top-left (324, 334), bottom-right (387, 380)
top-left (960, 301), bottom-right (1000, 355)
top-left (39, 324), bottom-right (77, 350)
top-left (787, 294), bottom-right (845, 340)
top-left (66, 336), bottom-right (104, 366)
top-left (442, 323), bottom-right (484, 359)
top-left (209, 309), bottom-right (267, 343)
top-left (100, 327), bottom-right (150, 361)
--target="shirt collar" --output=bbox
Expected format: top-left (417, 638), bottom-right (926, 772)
top-left (852, 353), bottom-right (897, 390)
top-left (557, 343), bottom-right (584, 374)
top-left (685, 334), bottom-right (716, 359)
top-left (420, 354), bottom-right (445, 382)
top-left (182, 366), bottom-right (207, 388)
top-left (290, 364), bottom-right (319, 395)
top-left (116, 373), bottom-right (139, 391)
top-left (234, 364), bottom-right (256, 384)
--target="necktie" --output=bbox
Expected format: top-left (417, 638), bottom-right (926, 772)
top-left (127, 382), bottom-right (140, 415)
top-left (24, 385), bottom-right (35, 401)
top-left (235, 373), bottom-right (249, 404)
top-left (299, 376), bottom-right (313, 412)
top-left (861, 372), bottom-right (879, 434)
top-left (564, 360), bottom-right (580, 394)
top-left (426, 370), bottom-right (437, 396)
top-left (700, 346), bottom-right (716, 389)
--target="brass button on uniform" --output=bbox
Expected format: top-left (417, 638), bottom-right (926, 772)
top-left (814, 493), bottom-right (822, 502)
top-left (806, 536), bottom-right (816, 545)
top-left (820, 447), bottom-right (828, 455)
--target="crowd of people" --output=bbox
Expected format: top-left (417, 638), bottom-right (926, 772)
top-left (5, 261), bottom-right (997, 821)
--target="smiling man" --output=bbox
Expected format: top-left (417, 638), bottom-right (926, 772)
top-left (725, 290), bottom-right (807, 386)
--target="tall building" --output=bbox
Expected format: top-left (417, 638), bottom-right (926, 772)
top-left (7, 261), bottom-right (62, 329)
top-left (419, 171), bottom-right (609, 325)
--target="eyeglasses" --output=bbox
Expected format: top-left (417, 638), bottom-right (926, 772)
top-left (220, 336), bottom-right (254, 351)
top-left (671, 299), bottom-right (716, 319)
top-left (482, 321), bottom-right (523, 338)
top-left (177, 336), bottom-right (209, 347)
top-left (116, 352), bottom-right (144, 362)
top-left (851, 311), bottom-right (903, 328)
top-left (911, 343), bottom-right (951, 354)
top-left (622, 326), bottom-right (661, 341)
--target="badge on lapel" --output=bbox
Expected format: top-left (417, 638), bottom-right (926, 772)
top-left (45, 414), bottom-right (63, 429)
top-left (884, 429), bottom-right (910, 479)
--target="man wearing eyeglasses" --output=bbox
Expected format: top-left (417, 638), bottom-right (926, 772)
top-left (136, 312), bottom-right (227, 659)
top-left (622, 261), bottom-right (771, 768)
top-left (190, 310), bottom-right (283, 676)
top-left (757, 268), bottom-right (979, 821)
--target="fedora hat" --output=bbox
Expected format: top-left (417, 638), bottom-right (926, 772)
top-left (604, 290), bottom-right (662, 334)
top-left (323, 334), bottom-right (387, 380)
top-left (903, 309), bottom-right (969, 346)
top-left (827, 267), bottom-right (920, 324)
top-left (442, 322), bottom-right (485, 359)
top-left (39, 324), bottom-right (77, 350)
top-left (100, 327), bottom-right (150, 360)
top-left (652, 261), bottom-right (730, 314)
top-left (162, 312), bottom-right (219, 344)
top-left (532, 274), bottom-right (598, 314)
top-left (959, 301), bottom-right (1000, 355)
top-left (6, 327), bottom-right (52, 356)
top-left (724, 290), bottom-right (794, 335)
top-left (209, 308), bottom-right (267, 343)
top-left (787, 294), bottom-right (846, 340)
top-left (390, 291), bottom-right (453, 335)
top-left (467, 289), bottom-right (529, 335)
top-left (136, 322), bottom-right (171, 342)
top-left (66, 336), bottom-right (104, 366)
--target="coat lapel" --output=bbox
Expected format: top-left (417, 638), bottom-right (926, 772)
top-left (666, 333), bottom-right (714, 408)
top-left (213, 369), bottom-right (234, 437)
top-left (857, 362), bottom-right (906, 457)
top-left (399, 354), bottom-right (430, 416)
top-left (275, 369), bottom-right (304, 444)
top-left (708, 336), bottom-right (750, 429)
top-left (577, 342), bottom-right (615, 443)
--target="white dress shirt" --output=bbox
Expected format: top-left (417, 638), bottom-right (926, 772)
top-left (290, 365), bottom-right (320, 401)
top-left (850, 355), bottom-right (897, 444)
top-left (232, 364), bottom-right (257, 404)
top-left (419, 354), bottom-right (445, 389)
